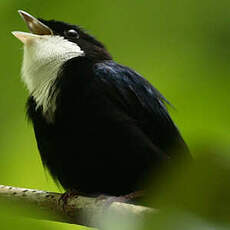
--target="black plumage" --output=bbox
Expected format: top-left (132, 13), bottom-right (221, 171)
top-left (23, 18), bottom-right (191, 196)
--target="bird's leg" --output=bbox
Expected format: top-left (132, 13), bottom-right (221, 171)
top-left (96, 190), bottom-right (145, 208)
top-left (58, 189), bottom-right (80, 210)
top-left (123, 190), bottom-right (145, 201)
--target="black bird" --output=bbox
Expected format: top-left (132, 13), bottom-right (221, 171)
top-left (12, 10), bottom-right (191, 198)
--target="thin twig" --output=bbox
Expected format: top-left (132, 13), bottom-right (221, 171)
top-left (0, 185), bottom-right (155, 228)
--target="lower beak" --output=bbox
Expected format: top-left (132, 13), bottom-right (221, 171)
top-left (12, 10), bottom-right (53, 44)
top-left (11, 31), bottom-right (41, 44)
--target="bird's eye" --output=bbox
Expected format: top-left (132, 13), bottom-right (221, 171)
top-left (64, 29), bottom-right (79, 39)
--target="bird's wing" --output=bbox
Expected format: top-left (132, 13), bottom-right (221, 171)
top-left (92, 61), bottom-right (190, 159)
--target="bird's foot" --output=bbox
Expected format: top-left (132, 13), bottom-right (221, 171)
top-left (58, 189), bottom-right (79, 211)
top-left (96, 190), bottom-right (144, 208)
top-left (96, 194), bottom-right (127, 203)
top-left (123, 190), bottom-right (145, 201)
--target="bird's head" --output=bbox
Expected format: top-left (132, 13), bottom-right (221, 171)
top-left (12, 10), bottom-right (112, 118)
top-left (12, 10), bottom-right (112, 93)
top-left (12, 10), bottom-right (112, 120)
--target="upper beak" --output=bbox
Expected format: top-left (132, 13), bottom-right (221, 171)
top-left (12, 10), bottom-right (53, 44)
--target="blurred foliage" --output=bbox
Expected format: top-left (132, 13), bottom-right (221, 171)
top-left (101, 153), bottom-right (230, 230)
top-left (0, 0), bottom-right (230, 229)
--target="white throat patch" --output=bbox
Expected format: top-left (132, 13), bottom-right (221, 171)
top-left (21, 34), bottom-right (84, 121)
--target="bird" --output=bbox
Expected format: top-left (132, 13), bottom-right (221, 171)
top-left (12, 10), bottom-right (191, 199)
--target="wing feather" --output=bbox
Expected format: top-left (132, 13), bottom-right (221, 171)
top-left (93, 61), bottom-right (190, 158)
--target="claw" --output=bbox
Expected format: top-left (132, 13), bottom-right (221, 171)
top-left (58, 190), bottom-right (79, 211)
top-left (95, 191), bottom-right (144, 208)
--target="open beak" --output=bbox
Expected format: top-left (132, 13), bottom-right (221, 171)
top-left (12, 10), bottom-right (53, 44)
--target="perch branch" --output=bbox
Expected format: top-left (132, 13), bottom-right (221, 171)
top-left (0, 185), bottom-right (155, 228)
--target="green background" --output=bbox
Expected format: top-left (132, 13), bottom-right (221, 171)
top-left (0, 0), bottom-right (230, 229)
